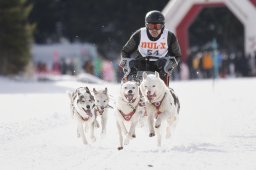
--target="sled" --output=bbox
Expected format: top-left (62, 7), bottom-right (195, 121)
top-left (122, 56), bottom-right (177, 86)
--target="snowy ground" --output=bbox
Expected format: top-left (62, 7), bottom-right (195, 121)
top-left (0, 76), bottom-right (256, 170)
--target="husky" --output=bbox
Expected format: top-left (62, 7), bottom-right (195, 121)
top-left (68, 87), bottom-right (96, 145)
top-left (92, 87), bottom-right (112, 136)
top-left (140, 71), bottom-right (180, 146)
top-left (116, 81), bottom-right (145, 150)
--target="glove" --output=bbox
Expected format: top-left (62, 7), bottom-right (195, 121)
top-left (156, 56), bottom-right (178, 74)
top-left (169, 58), bottom-right (177, 68)
top-left (156, 58), bottom-right (167, 69)
top-left (119, 58), bottom-right (127, 68)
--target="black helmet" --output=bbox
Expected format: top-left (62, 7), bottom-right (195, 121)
top-left (145, 10), bottom-right (165, 24)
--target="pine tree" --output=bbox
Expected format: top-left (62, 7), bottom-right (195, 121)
top-left (0, 0), bottom-right (34, 75)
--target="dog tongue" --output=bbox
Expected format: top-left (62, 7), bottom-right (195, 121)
top-left (126, 94), bottom-right (134, 101)
top-left (147, 93), bottom-right (156, 101)
top-left (85, 110), bottom-right (92, 117)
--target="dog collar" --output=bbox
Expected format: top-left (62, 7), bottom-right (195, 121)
top-left (129, 98), bottom-right (137, 103)
top-left (122, 97), bottom-right (137, 103)
top-left (94, 107), bottom-right (104, 115)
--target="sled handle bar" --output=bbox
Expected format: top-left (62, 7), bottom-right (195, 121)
top-left (122, 56), bottom-right (178, 76)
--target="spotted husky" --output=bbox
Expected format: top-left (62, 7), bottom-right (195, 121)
top-left (68, 87), bottom-right (96, 145)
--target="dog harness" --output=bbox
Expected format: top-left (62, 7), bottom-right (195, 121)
top-left (94, 104), bottom-right (114, 116)
top-left (118, 99), bottom-right (139, 121)
top-left (148, 92), bottom-right (166, 118)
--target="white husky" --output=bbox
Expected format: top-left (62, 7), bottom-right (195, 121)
top-left (140, 71), bottom-right (180, 146)
top-left (116, 81), bottom-right (145, 150)
top-left (68, 87), bottom-right (96, 145)
top-left (92, 87), bottom-right (112, 136)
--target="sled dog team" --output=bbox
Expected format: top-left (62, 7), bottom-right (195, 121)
top-left (68, 71), bottom-right (180, 150)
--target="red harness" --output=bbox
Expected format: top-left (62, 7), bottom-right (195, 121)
top-left (118, 99), bottom-right (139, 121)
top-left (148, 92), bottom-right (166, 118)
top-left (118, 109), bottom-right (137, 121)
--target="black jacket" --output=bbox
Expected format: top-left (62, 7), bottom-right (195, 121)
top-left (121, 27), bottom-right (182, 62)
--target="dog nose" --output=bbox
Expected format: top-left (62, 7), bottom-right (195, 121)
top-left (147, 91), bottom-right (151, 95)
top-left (128, 90), bottom-right (132, 94)
top-left (86, 105), bottom-right (90, 109)
top-left (100, 106), bottom-right (104, 110)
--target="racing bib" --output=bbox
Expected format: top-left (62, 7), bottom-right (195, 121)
top-left (138, 27), bottom-right (168, 58)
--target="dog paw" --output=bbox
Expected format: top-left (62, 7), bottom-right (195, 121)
top-left (132, 134), bottom-right (136, 138)
top-left (155, 119), bottom-right (161, 128)
top-left (155, 124), bottom-right (161, 128)
top-left (149, 133), bottom-right (155, 137)
top-left (117, 146), bottom-right (123, 150)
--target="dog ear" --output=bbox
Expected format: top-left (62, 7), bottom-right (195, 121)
top-left (90, 95), bottom-right (95, 102)
top-left (143, 71), bottom-right (147, 80)
top-left (76, 89), bottom-right (81, 96)
top-left (93, 88), bottom-right (97, 94)
top-left (85, 87), bottom-right (91, 94)
top-left (104, 87), bottom-right (108, 94)
top-left (155, 71), bottom-right (159, 78)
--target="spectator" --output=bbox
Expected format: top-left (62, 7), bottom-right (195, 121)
top-left (192, 53), bottom-right (202, 79)
top-left (60, 58), bottom-right (68, 75)
top-left (83, 60), bottom-right (94, 74)
top-left (202, 51), bottom-right (213, 78)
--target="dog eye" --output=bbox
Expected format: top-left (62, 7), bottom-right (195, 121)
top-left (152, 85), bottom-right (156, 87)
top-left (104, 100), bottom-right (106, 102)
top-left (132, 87), bottom-right (135, 89)
top-left (144, 86), bottom-right (147, 88)
top-left (89, 100), bottom-right (92, 102)
top-left (97, 100), bottom-right (99, 102)
top-left (124, 87), bottom-right (127, 89)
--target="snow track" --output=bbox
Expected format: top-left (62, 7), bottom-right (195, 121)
top-left (1, 78), bottom-right (256, 170)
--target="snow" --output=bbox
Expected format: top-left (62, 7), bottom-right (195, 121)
top-left (1, 76), bottom-right (256, 170)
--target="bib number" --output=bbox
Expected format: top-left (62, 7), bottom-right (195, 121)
top-left (147, 50), bottom-right (159, 56)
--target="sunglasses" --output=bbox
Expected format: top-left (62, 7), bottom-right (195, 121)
top-left (146, 23), bottom-right (163, 30)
